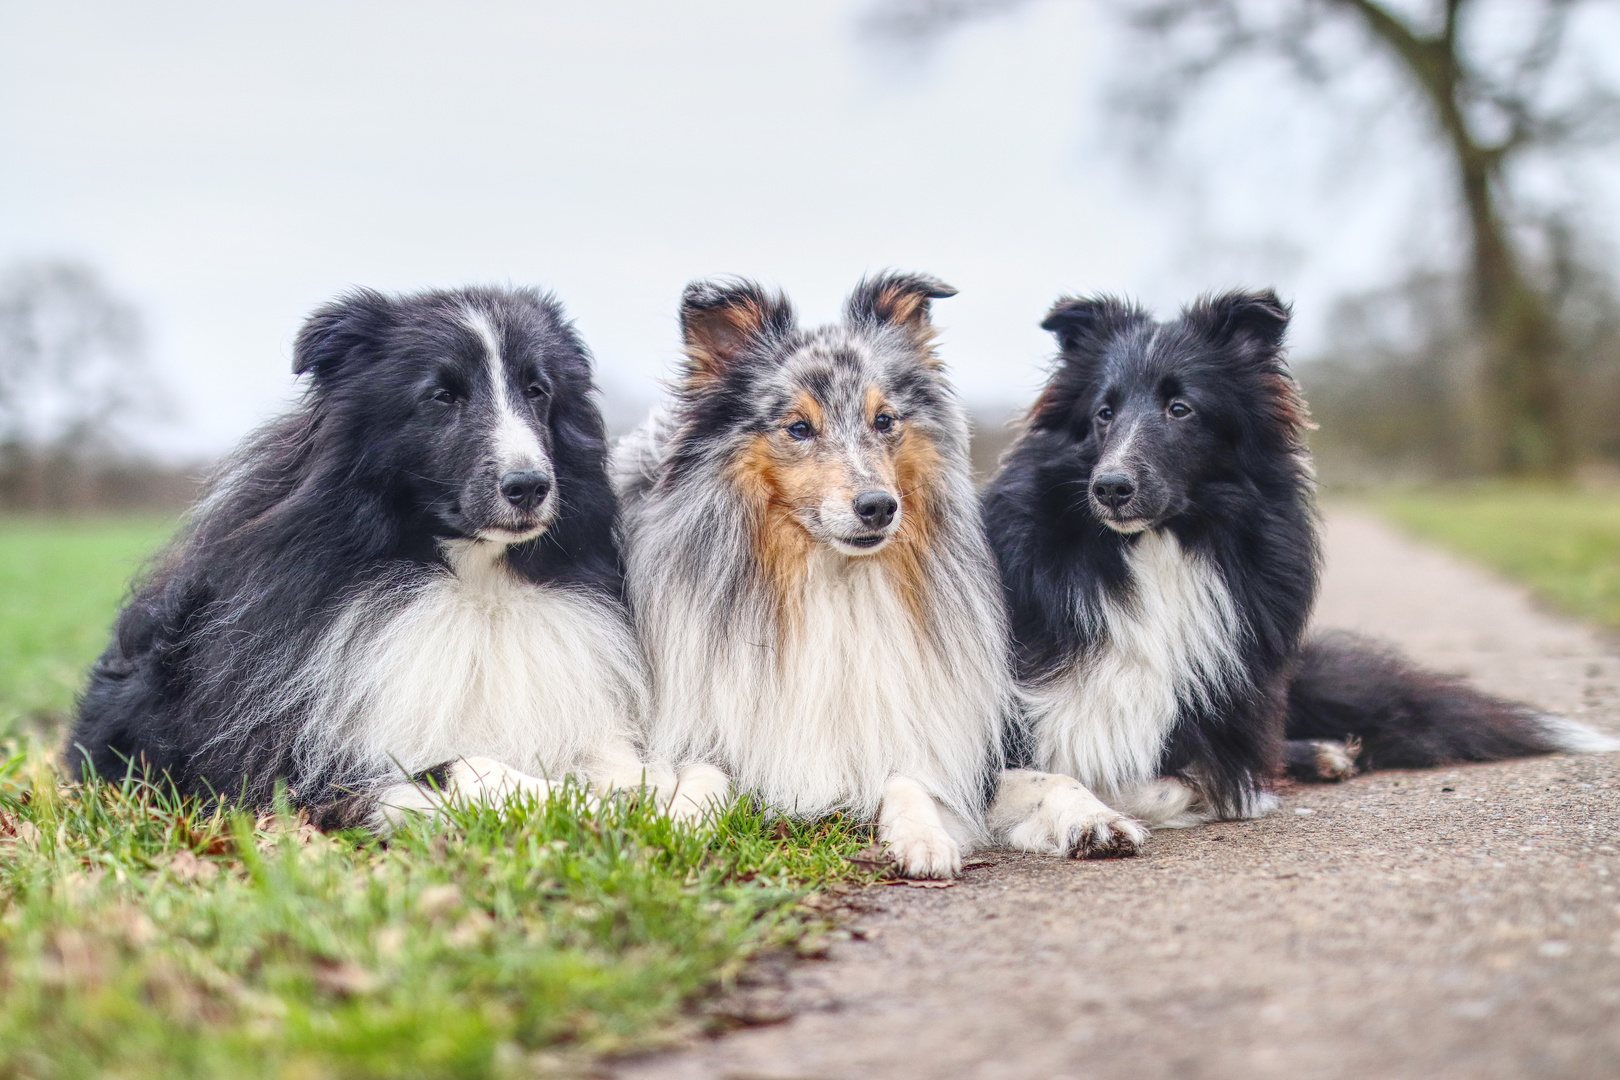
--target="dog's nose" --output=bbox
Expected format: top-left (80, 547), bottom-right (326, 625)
top-left (499, 470), bottom-right (552, 510)
top-left (1091, 473), bottom-right (1136, 509)
top-left (853, 490), bottom-right (898, 530)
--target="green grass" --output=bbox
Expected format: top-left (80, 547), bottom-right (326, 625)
top-left (0, 516), bottom-right (178, 739)
top-left (0, 759), bottom-right (875, 1078)
top-left (0, 515), bottom-right (876, 1077)
top-left (1375, 484), bottom-right (1620, 629)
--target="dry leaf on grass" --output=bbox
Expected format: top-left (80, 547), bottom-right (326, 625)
top-left (0, 811), bottom-right (41, 852)
top-left (168, 849), bottom-right (220, 882)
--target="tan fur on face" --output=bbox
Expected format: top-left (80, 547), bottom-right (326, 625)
top-left (728, 388), bottom-right (948, 634)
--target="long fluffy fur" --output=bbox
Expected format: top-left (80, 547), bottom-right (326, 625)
top-left (1288, 630), bottom-right (1618, 767)
top-left (617, 274), bottom-right (1010, 829)
top-left (70, 286), bottom-right (646, 812)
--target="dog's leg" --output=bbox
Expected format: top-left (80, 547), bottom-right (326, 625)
top-left (878, 775), bottom-right (962, 879)
top-left (1283, 738), bottom-right (1359, 782)
top-left (989, 769), bottom-right (1147, 858)
top-left (666, 763), bottom-right (731, 823)
top-left (374, 756), bottom-right (563, 831)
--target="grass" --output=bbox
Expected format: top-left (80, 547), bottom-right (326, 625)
top-left (0, 514), bottom-right (876, 1078)
top-left (0, 516), bottom-right (177, 739)
top-left (1374, 484), bottom-right (1620, 630)
top-left (0, 758), bottom-right (876, 1078)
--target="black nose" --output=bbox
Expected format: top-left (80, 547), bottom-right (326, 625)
top-left (1091, 473), bottom-right (1136, 510)
top-left (499, 470), bottom-right (552, 510)
top-left (853, 489), bottom-right (898, 530)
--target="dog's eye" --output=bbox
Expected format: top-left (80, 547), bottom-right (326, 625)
top-left (873, 413), bottom-right (896, 433)
top-left (785, 420), bottom-right (816, 441)
top-left (524, 384), bottom-right (545, 400)
top-left (1096, 406), bottom-right (1113, 422)
top-left (432, 388), bottom-right (459, 405)
top-left (1168, 401), bottom-right (1192, 419)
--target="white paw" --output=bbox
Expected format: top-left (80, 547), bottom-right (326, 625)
top-left (877, 775), bottom-right (963, 879)
top-left (883, 816), bottom-right (962, 879)
top-left (1313, 739), bottom-right (1358, 781)
top-left (595, 761), bottom-right (677, 800)
top-left (453, 757), bottom-right (557, 804)
top-left (1005, 785), bottom-right (1147, 859)
top-left (667, 763), bottom-right (730, 823)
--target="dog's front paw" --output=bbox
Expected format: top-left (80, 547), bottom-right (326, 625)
top-left (667, 763), bottom-right (730, 823)
top-left (883, 817), bottom-right (962, 879)
top-left (1006, 783), bottom-right (1147, 859)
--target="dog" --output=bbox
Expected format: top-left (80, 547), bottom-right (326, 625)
top-left (614, 273), bottom-right (1146, 878)
top-left (70, 286), bottom-right (655, 828)
top-left (985, 289), bottom-right (1619, 830)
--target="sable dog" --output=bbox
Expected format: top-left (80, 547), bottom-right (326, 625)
top-left (616, 274), bottom-right (1146, 877)
top-left (986, 289), bottom-right (1617, 829)
top-left (71, 287), bottom-right (655, 827)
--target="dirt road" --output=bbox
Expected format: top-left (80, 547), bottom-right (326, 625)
top-left (616, 510), bottom-right (1620, 1080)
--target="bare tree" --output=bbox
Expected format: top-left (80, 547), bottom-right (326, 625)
top-left (864, 0), bottom-right (1620, 475)
top-left (0, 260), bottom-right (153, 457)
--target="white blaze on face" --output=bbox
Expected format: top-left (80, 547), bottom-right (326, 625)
top-left (463, 306), bottom-right (549, 476)
top-left (1095, 414), bottom-right (1143, 478)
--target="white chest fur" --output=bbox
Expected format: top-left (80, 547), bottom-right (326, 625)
top-left (645, 548), bottom-right (1003, 822)
top-left (1027, 529), bottom-right (1240, 800)
top-left (287, 541), bottom-right (643, 789)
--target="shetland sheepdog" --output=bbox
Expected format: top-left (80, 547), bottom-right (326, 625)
top-left (71, 287), bottom-right (656, 828)
top-left (985, 289), bottom-right (1618, 830)
top-left (615, 274), bottom-right (1145, 877)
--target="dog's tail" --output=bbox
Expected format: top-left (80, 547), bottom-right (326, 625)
top-left (1284, 630), bottom-right (1619, 777)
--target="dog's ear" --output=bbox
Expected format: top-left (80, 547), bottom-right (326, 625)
top-left (845, 272), bottom-right (957, 349)
top-left (1189, 290), bottom-right (1311, 444)
top-left (1039, 295), bottom-right (1143, 356)
top-left (679, 279), bottom-right (795, 389)
top-left (1029, 296), bottom-right (1146, 429)
top-left (1186, 289), bottom-right (1291, 352)
top-left (293, 290), bottom-right (394, 381)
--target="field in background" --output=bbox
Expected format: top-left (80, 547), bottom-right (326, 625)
top-left (0, 516), bottom-right (177, 741)
top-left (1374, 485), bottom-right (1620, 630)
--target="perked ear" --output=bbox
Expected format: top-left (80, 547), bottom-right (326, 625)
top-left (1040, 295), bottom-right (1147, 355)
top-left (293, 289), bottom-right (394, 381)
top-left (1187, 289), bottom-right (1291, 351)
top-left (845, 272), bottom-right (957, 344)
top-left (679, 278), bottom-right (795, 388)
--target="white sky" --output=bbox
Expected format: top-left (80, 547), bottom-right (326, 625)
top-left (2, 0), bottom-right (1616, 458)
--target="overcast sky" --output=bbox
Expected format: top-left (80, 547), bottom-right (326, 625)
top-left (3, 0), bottom-right (1617, 458)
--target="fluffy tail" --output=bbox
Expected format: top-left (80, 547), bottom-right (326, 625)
top-left (1285, 630), bottom-right (1619, 773)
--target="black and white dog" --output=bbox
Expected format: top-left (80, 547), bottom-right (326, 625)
top-left (614, 274), bottom-right (1145, 877)
top-left (70, 287), bottom-right (655, 827)
top-left (987, 289), bottom-right (1618, 829)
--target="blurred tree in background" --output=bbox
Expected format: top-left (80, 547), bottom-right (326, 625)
top-left (0, 261), bottom-right (187, 510)
top-left (866, 0), bottom-right (1620, 478)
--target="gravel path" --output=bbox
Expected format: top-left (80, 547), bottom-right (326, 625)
top-left (615, 510), bottom-right (1620, 1080)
